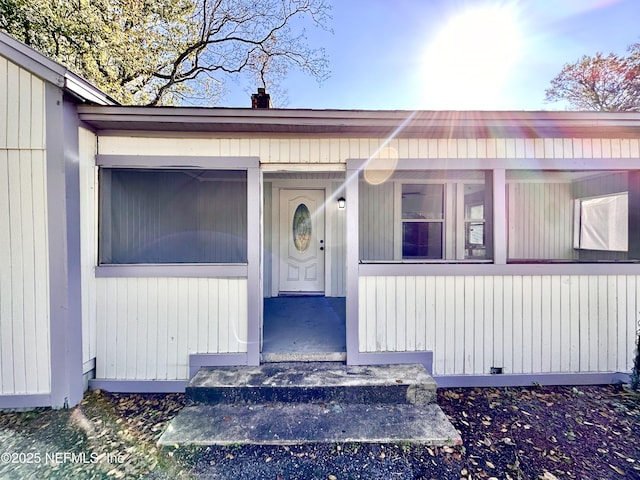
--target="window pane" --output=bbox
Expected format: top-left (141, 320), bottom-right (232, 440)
top-left (507, 170), bottom-right (632, 262)
top-left (464, 184), bottom-right (484, 219)
top-left (464, 183), bottom-right (488, 259)
top-left (359, 170), bottom-right (490, 262)
top-left (402, 222), bottom-right (443, 259)
top-left (402, 184), bottom-right (443, 219)
top-left (100, 169), bottom-right (247, 264)
top-left (465, 221), bottom-right (486, 258)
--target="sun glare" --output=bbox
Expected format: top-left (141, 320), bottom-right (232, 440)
top-left (421, 4), bottom-right (523, 109)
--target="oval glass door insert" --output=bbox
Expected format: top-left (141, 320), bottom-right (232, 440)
top-left (292, 203), bottom-right (312, 252)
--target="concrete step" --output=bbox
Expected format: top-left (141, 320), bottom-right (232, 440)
top-left (158, 402), bottom-right (462, 446)
top-left (186, 363), bottom-right (437, 406)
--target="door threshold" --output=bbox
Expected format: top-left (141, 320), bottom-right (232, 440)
top-left (261, 352), bottom-right (347, 363)
top-left (278, 292), bottom-right (324, 297)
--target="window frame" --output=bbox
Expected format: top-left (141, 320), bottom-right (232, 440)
top-left (399, 182), bottom-right (446, 260)
top-left (94, 155), bottom-right (260, 278)
top-left (350, 158), bottom-right (640, 273)
top-left (391, 178), bottom-right (488, 262)
top-left (98, 167), bottom-right (249, 265)
top-left (461, 183), bottom-right (488, 260)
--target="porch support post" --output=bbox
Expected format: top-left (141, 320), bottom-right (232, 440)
top-left (492, 169), bottom-right (507, 264)
top-left (47, 88), bottom-right (84, 408)
top-left (628, 171), bottom-right (640, 260)
top-left (345, 161), bottom-right (360, 365)
top-left (246, 163), bottom-right (261, 365)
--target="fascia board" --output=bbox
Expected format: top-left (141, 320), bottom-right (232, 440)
top-left (76, 106), bottom-right (640, 137)
top-left (0, 31), bottom-right (116, 105)
top-left (0, 31), bottom-right (66, 86)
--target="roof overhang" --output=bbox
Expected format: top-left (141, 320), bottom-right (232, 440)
top-left (77, 106), bottom-right (640, 138)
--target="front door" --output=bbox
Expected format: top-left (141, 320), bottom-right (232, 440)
top-left (279, 189), bottom-right (325, 293)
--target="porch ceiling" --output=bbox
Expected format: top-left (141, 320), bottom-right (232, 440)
top-left (77, 106), bottom-right (640, 139)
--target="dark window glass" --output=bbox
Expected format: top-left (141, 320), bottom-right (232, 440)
top-left (402, 222), bottom-right (443, 259)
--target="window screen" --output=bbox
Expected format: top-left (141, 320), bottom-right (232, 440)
top-left (100, 169), bottom-right (247, 264)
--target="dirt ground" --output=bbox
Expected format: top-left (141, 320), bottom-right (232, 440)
top-left (0, 384), bottom-right (638, 479)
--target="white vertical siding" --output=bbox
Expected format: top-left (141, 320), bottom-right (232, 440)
top-left (507, 182), bottom-right (574, 259)
top-left (359, 275), bottom-right (637, 377)
top-left (99, 136), bottom-right (640, 162)
top-left (79, 127), bottom-right (98, 368)
top-left (95, 277), bottom-right (248, 380)
top-left (263, 182), bottom-right (273, 297)
top-left (0, 57), bottom-right (46, 149)
top-left (329, 180), bottom-right (347, 296)
top-left (97, 133), bottom-right (640, 382)
top-left (359, 181), bottom-right (393, 260)
top-left (0, 57), bottom-right (50, 395)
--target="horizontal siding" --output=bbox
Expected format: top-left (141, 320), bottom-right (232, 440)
top-left (359, 275), bottom-right (637, 377)
top-left (98, 136), bottom-right (640, 162)
top-left (95, 277), bottom-right (248, 380)
top-left (0, 149), bottom-right (50, 394)
top-left (0, 57), bottom-right (46, 150)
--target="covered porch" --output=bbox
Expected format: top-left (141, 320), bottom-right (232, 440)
top-left (262, 296), bottom-right (346, 362)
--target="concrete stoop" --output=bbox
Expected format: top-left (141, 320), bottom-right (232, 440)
top-left (158, 363), bottom-right (461, 447)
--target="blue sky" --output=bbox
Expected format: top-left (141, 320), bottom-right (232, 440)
top-left (223, 0), bottom-right (640, 111)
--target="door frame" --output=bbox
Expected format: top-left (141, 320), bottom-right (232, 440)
top-left (268, 180), bottom-right (335, 298)
top-left (278, 188), bottom-right (326, 294)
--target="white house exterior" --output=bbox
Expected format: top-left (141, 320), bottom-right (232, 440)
top-left (1, 32), bottom-right (639, 408)
top-left (0, 31), bottom-right (115, 408)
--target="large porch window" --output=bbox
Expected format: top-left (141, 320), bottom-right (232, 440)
top-left (359, 169), bottom-right (491, 262)
top-left (507, 170), bottom-right (639, 262)
top-left (99, 168), bottom-right (247, 264)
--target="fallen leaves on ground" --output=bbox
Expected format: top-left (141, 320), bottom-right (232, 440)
top-left (0, 385), bottom-right (637, 479)
top-left (438, 385), bottom-right (640, 479)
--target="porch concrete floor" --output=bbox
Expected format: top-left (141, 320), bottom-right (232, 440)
top-left (262, 297), bottom-right (346, 358)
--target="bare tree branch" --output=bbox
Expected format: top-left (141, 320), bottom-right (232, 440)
top-left (0, 0), bottom-right (331, 105)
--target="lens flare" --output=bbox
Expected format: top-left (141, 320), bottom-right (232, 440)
top-left (363, 146), bottom-right (399, 185)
